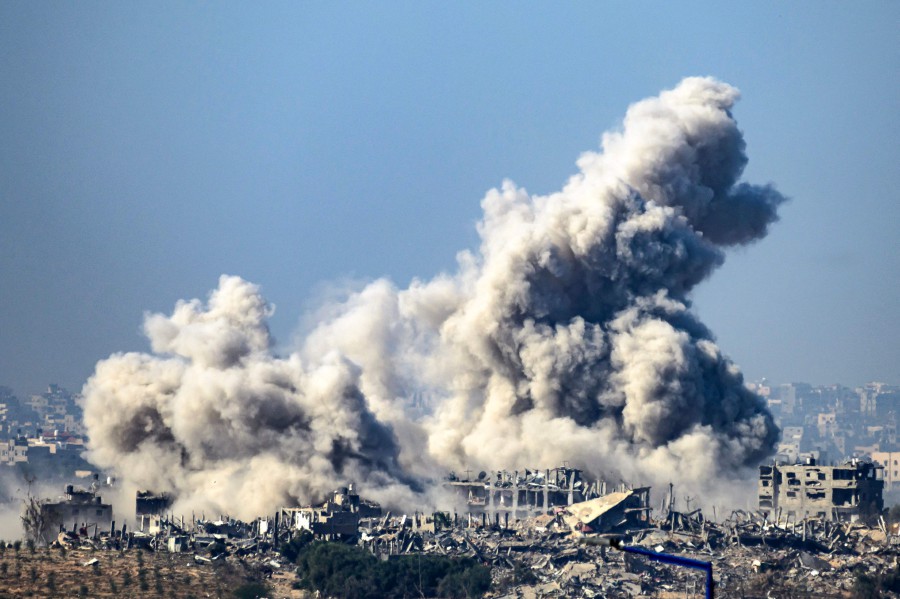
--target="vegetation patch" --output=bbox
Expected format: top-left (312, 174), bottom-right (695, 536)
top-left (294, 541), bottom-right (491, 599)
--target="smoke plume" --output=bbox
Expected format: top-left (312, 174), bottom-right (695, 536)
top-left (82, 77), bottom-right (784, 518)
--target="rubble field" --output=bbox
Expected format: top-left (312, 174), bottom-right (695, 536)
top-left (1, 509), bottom-right (898, 598)
top-left (7, 475), bottom-right (900, 598)
top-left (355, 509), bottom-right (900, 598)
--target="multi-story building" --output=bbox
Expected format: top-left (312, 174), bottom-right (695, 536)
top-left (0, 437), bottom-right (28, 465)
top-left (872, 451), bottom-right (900, 491)
top-left (778, 384), bottom-right (798, 416)
top-left (859, 383), bottom-right (900, 418)
top-left (38, 485), bottom-right (113, 544)
top-left (818, 412), bottom-right (837, 438)
top-left (759, 458), bottom-right (884, 522)
top-left (775, 426), bottom-right (804, 463)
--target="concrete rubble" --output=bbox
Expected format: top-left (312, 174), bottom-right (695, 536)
top-left (32, 472), bottom-right (900, 597)
top-left (347, 503), bottom-right (900, 597)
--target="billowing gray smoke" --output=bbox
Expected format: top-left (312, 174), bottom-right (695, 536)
top-left (83, 77), bottom-right (784, 519)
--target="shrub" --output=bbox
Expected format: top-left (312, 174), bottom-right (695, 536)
top-left (232, 582), bottom-right (273, 599)
top-left (852, 564), bottom-right (900, 598)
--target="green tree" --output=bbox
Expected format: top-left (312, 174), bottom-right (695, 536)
top-left (294, 541), bottom-right (491, 599)
top-left (437, 566), bottom-right (491, 599)
top-left (232, 582), bottom-right (273, 599)
top-left (280, 530), bottom-right (313, 562)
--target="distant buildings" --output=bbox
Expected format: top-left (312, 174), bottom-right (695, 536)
top-left (859, 383), bottom-right (900, 419)
top-left (0, 384), bottom-right (93, 481)
top-left (753, 380), bottom-right (900, 476)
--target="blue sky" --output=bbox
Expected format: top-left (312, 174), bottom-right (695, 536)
top-left (1, 2), bottom-right (897, 396)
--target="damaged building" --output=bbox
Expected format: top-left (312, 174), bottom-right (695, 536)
top-left (759, 458), bottom-right (884, 522)
top-left (136, 490), bottom-right (174, 517)
top-left (444, 466), bottom-right (624, 517)
top-left (39, 485), bottom-right (113, 544)
top-left (561, 488), bottom-right (652, 534)
top-left (280, 486), bottom-right (381, 540)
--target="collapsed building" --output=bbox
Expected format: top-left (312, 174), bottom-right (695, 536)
top-left (758, 458), bottom-right (884, 522)
top-left (561, 489), bottom-right (652, 534)
top-left (269, 469), bottom-right (650, 548)
top-left (444, 466), bottom-right (631, 518)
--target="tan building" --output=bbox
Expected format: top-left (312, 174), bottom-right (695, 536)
top-left (759, 458), bottom-right (884, 522)
top-left (872, 451), bottom-right (900, 491)
top-left (0, 438), bottom-right (28, 465)
top-left (280, 487), bottom-right (381, 540)
top-left (817, 412), bottom-right (837, 437)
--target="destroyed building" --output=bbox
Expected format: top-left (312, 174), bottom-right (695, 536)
top-left (136, 490), bottom-right (174, 517)
top-left (758, 458), bottom-right (884, 522)
top-left (444, 467), bottom-right (620, 517)
top-left (280, 486), bottom-right (381, 540)
top-left (39, 485), bottom-right (113, 544)
top-left (20, 469), bottom-right (900, 599)
top-left (561, 489), bottom-right (652, 534)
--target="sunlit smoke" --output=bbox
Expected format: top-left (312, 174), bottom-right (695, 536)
top-left (82, 77), bottom-right (784, 518)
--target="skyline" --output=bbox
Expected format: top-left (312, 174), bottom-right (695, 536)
top-left (1, 3), bottom-right (898, 396)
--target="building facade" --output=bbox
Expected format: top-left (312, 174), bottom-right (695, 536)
top-left (872, 451), bottom-right (900, 491)
top-left (759, 459), bottom-right (883, 522)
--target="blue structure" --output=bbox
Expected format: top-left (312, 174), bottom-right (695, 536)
top-left (583, 536), bottom-right (714, 599)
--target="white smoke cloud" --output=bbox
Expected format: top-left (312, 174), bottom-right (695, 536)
top-left (82, 77), bottom-right (785, 517)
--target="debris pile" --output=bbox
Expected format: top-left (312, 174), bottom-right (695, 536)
top-left (337, 490), bottom-right (899, 597)
top-left (21, 477), bottom-right (900, 597)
